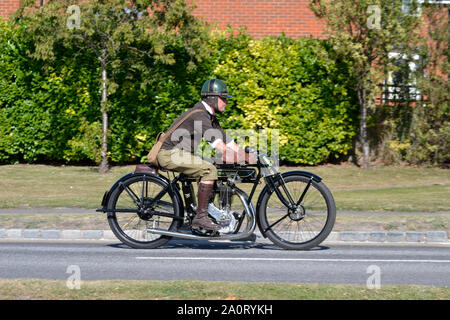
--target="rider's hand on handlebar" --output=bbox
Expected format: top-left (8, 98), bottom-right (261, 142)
top-left (245, 152), bottom-right (257, 165)
top-left (221, 149), bottom-right (257, 165)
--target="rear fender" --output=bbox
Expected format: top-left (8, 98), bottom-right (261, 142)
top-left (98, 172), bottom-right (135, 211)
top-left (98, 172), bottom-right (183, 218)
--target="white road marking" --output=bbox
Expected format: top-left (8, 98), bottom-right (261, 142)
top-left (135, 257), bottom-right (450, 263)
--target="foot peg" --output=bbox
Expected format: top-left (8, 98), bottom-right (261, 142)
top-left (191, 228), bottom-right (220, 237)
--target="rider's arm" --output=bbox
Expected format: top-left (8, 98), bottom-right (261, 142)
top-left (213, 140), bottom-right (256, 164)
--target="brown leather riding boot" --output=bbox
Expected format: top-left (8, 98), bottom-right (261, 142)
top-left (192, 183), bottom-right (221, 232)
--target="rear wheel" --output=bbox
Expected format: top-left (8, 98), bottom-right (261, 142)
top-left (107, 174), bottom-right (182, 249)
top-left (258, 174), bottom-right (336, 250)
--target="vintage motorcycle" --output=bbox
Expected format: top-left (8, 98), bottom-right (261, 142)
top-left (97, 147), bottom-right (336, 250)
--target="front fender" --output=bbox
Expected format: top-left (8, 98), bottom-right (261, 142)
top-left (279, 170), bottom-right (322, 183)
top-left (255, 170), bottom-right (323, 238)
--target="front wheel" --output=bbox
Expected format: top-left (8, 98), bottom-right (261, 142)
top-left (258, 174), bottom-right (336, 250)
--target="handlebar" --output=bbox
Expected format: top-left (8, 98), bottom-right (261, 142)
top-left (215, 146), bottom-right (276, 174)
top-left (244, 146), bottom-right (273, 167)
top-left (245, 146), bottom-right (257, 154)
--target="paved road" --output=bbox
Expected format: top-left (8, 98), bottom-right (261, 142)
top-left (1, 241), bottom-right (449, 287)
top-left (1, 207), bottom-right (449, 215)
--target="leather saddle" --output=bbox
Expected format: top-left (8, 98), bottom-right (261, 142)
top-left (134, 163), bottom-right (167, 174)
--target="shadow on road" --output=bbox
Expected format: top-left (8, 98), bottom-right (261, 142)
top-left (107, 240), bottom-right (331, 251)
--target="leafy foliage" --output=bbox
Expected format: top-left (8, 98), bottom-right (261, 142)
top-left (405, 2), bottom-right (449, 165)
top-left (10, 0), bottom-right (210, 172)
top-left (0, 19), bottom-right (100, 163)
top-left (213, 32), bottom-right (358, 164)
top-left (367, 2), bottom-right (449, 166)
top-left (0, 18), bottom-right (358, 165)
top-left (310, 0), bottom-right (423, 168)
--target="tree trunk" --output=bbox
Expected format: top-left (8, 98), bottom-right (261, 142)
top-left (99, 59), bottom-right (109, 174)
top-left (358, 85), bottom-right (370, 169)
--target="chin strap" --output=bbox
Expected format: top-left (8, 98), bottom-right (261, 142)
top-left (203, 96), bottom-right (220, 113)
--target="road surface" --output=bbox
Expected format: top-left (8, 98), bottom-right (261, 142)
top-left (0, 240), bottom-right (449, 286)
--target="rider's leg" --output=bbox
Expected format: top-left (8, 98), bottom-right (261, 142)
top-left (192, 180), bottom-right (220, 231)
top-left (157, 148), bottom-right (220, 231)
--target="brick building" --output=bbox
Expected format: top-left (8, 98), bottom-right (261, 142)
top-left (0, 0), bottom-right (326, 38)
top-left (191, 0), bottom-right (325, 38)
top-left (0, 0), bottom-right (21, 18)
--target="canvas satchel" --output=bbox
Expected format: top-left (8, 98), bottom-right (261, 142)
top-left (147, 109), bottom-right (203, 167)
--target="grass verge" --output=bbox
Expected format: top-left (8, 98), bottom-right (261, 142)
top-left (0, 213), bottom-right (448, 233)
top-left (0, 164), bottom-right (449, 212)
top-left (333, 185), bottom-right (450, 212)
top-left (0, 279), bottom-right (448, 300)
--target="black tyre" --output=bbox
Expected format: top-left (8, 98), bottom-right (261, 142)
top-left (107, 174), bottom-right (182, 249)
top-left (258, 174), bottom-right (336, 250)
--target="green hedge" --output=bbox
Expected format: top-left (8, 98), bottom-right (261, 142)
top-left (0, 21), bottom-right (358, 165)
top-left (0, 19), bottom-right (210, 164)
top-left (212, 32), bottom-right (358, 164)
top-left (0, 21), bottom-right (100, 163)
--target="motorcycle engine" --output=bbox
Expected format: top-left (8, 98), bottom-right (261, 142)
top-left (207, 203), bottom-right (238, 234)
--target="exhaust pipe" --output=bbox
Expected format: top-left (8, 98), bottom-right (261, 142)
top-left (146, 228), bottom-right (255, 241)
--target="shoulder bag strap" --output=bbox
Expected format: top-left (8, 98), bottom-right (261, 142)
top-left (158, 109), bottom-right (204, 144)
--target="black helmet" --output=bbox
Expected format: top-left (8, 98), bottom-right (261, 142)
top-left (201, 79), bottom-right (231, 99)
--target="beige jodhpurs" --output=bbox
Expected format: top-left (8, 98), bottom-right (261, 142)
top-left (156, 148), bottom-right (218, 181)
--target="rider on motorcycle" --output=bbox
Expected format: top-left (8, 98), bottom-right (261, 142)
top-left (156, 79), bottom-right (256, 233)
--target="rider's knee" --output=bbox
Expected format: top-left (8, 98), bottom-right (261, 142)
top-left (199, 163), bottom-right (218, 182)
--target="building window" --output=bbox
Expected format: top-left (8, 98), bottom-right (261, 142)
top-left (403, 0), bottom-right (450, 16)
top-left (402, 0), bottom-right (422, 16)
top-left (381, 51), bottom-right (422, 103)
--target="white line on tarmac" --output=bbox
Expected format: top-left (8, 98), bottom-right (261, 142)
top-left (135, 257), bottom-right (450, 263)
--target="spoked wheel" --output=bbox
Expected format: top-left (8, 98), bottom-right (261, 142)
top-left (107, 174), bottom-right (182, 249)
top-left (258, 174), bottom-right (336, 250)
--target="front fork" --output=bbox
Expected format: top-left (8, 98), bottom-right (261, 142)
top-left (265, 173), bottom-right (293, 209)
top-left (260, 173), bottom-right (315, 234)
top-left (265, 173), bottom-right (314, 209)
